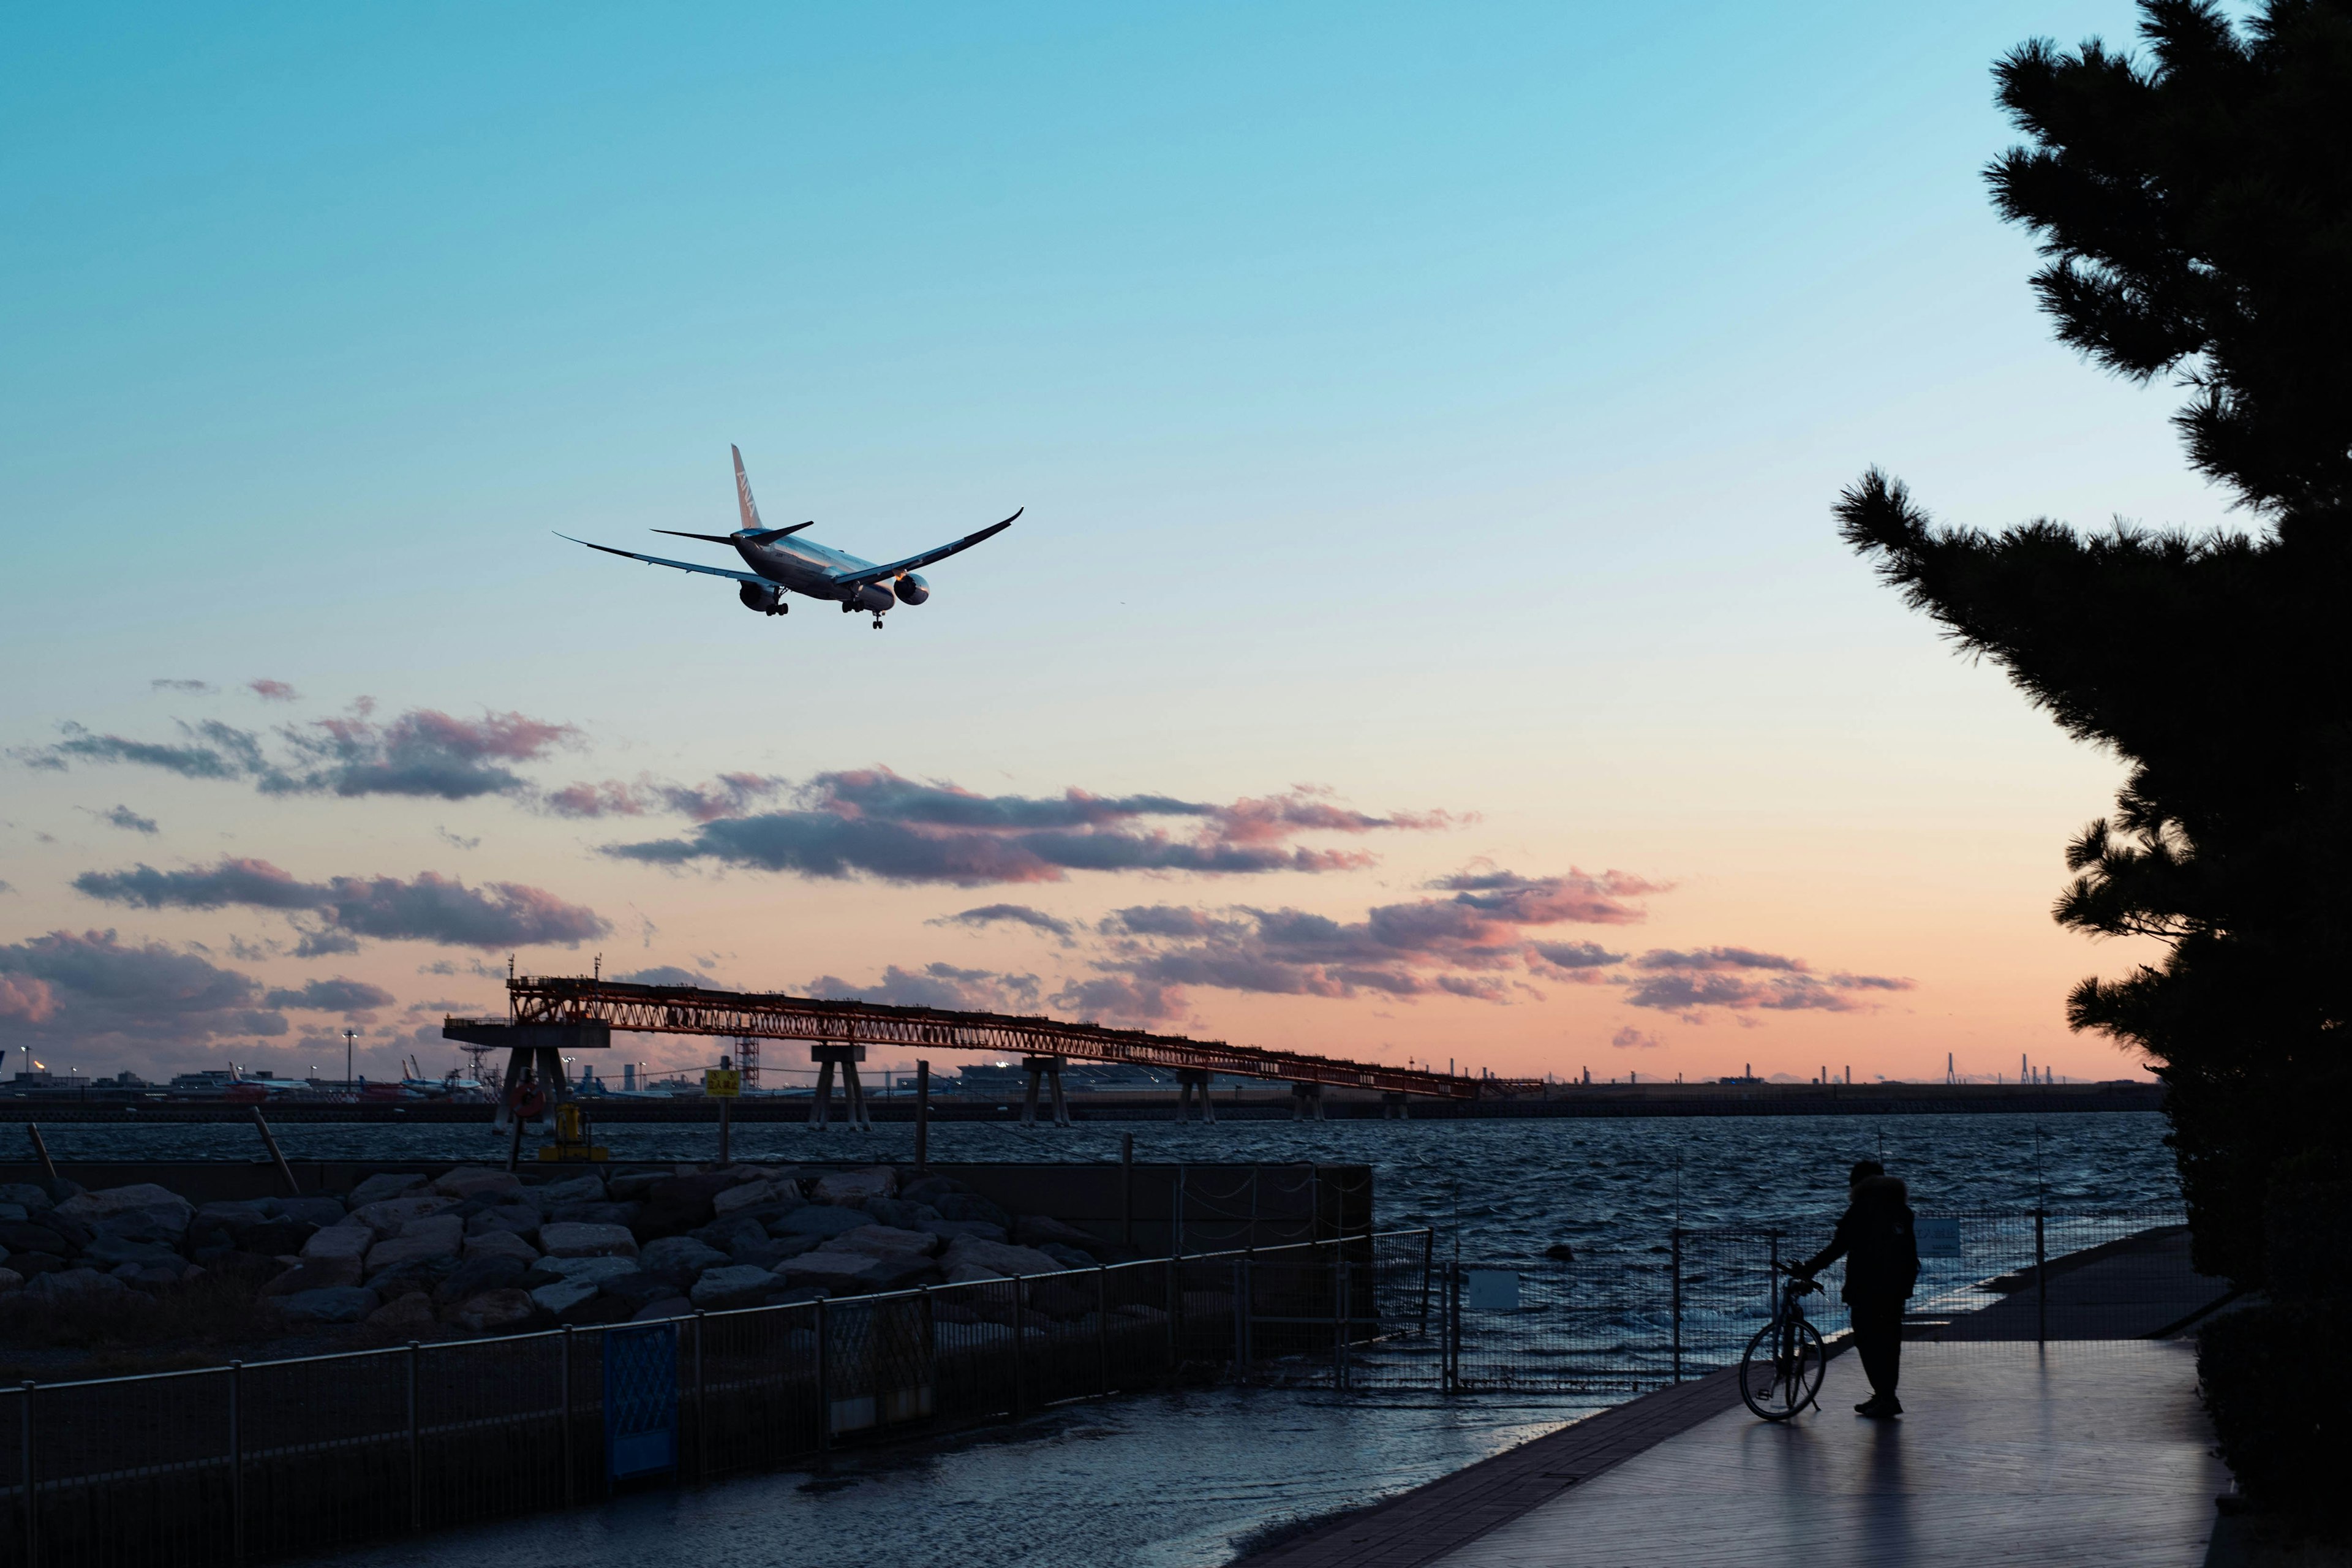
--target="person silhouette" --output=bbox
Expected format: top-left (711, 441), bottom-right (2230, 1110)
top-left (1796, 1159), bottom-right (1920, 1417)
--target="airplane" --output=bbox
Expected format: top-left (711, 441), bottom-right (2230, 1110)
top-left (558, 447), bottom-right (1018, 630)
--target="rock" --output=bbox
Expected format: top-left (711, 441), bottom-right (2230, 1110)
top-left (277, 1196), bottom-right (348, 1227)
top-left (919, 1219), bottom-right (1007, 1245)
top-left (0, 1184), bottom-right (53, 1210)
top-left (527, 1175), bottom-right (608, 1210)
top-left (81, 1233), bottom-right (184, 1270)
top-left (690, 1264), bottom-right (781, 1310)
top-left (449, 1288), bottom-right (538, 1333)
top-left (712, 1178), bottom-right (802, 1218)
top-left (539, 1255), bottom-right (641, 1288)
top-left (463, 1230), bottom-right (540, 1266)
top-left (940, 1236), bottom-right (1064, 1280)
top-left (364, 1256), bottom-right (459, 1300)
top-left (931, 1193), bottom-right (1014, 1229)
top-left (639, 1237), bottom-right (728, 1287)
top-left (775, 1251), bottom-right (882, 1292)
top-left (431, 1167), bottom-right (522, 1202)
top-left (775, 1205), bottom-right (870, 1241)
top-left (195, 1198), bottom-right (278, 1231)
top-left (530, 1279), bottom-right (601, 1317)
top-left (279, 1286), bottom-right (381, 1324)
top-left (434, 1254), bottom-right (529, 1305)
top-left (598, 1272), bottom-right (676, 1311)
top-left (0, 1205), bottom-right (24, 1223)
top-left (540, 1221), bottom-right (638, 1259)
top-left (26, 1267), bottom-right (134, 1305)
top-left (0, 1222), bottom-right (69, 1257)
top-left (366, 1292), bottom-right (439, 1333)
top-left (365, 1215), bottom-right (465, 1275)
top-left (349, 1172), bottom-right (428, 1205)
top-left (228, 1218), bottom-right (318, 1256)
top-left (302, 1223), bottom-right (376, 1262)
top-left (349, 1194), bottom-right (456, 1238)
top-left (630, 1171), bottom-right (753, 1240)
top-left (1014, 1215), bottom-right (1106, 1254)
top-left (547, 1200), bottom-right (639, 1227)
top-left (831, 1224), bottom-right (940, 1259)
top-left (265, 1257), bottom-right (364, 1295)
top-left (55, 1183), bottom-right (194, 1234)
top-left (631, 1297), bottom-right (692, 1321)
top-left (731, 1235), bottom-right (819, 1270)
top-left (605, 1169), bottom-right (670, 1202)
top-left (692, 1215), bottom-right (769, 1253)
top-left (27, 1210), bottom-right (91, 1250)
top-left (898, 1175), bottom-right (969, 1204)
top-left (0, 1268), bottom-right (21, 1294)
top-left (1037, 1243), bottom-right (1099, 1272)
top-left (8, 1254), bottom-right (64, 1279)
top-left (465, 1203), bottom-right (541, 1240)
top-left (859, 1197), bottom-right (941, 1230)
top-left (811, 1166), bottom-right (896, 1205)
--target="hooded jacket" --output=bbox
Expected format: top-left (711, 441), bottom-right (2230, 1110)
top-left (1800, 1175), bottom-right (1920, 1303)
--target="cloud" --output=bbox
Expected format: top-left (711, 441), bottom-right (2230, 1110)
top-left (151, 679), bottom-right (213, 695)
top-left (262, 977), bottom-right (396, 1012)
top-left (808, 963), bottom-right (1042, 1013)
top-left (0, 929), bottom-right (270, 1057)
top-left (1618, 948), bottom-right (1915, 1016)
top-left (419, 957), bottom-right (508, 979)
top-left (1049, 974), bottom-right (1184, 1023)
top-left (94, 804), bottom-right (159, 834)
top-left (930, 903), bottom-right (1075, 937)
top-left (610, 965), bottom-right (712, 987)
top-left (1531, 940), bottom-right (1626, 971)
top-left (74, 858), bottom-right (609, 951)
top-left (248, 679), bottom-right (300, 702)
top-left (1428, 869), bottom-right (1665, 925)
top-left (18, 706), bottom-right (580, 802)
top-left (1611, 1026), bottom-right (1665, 1050)
top-left (545, 772), bottom-right (789, 822)
top-left (605, 769), bottom-right (1443, 886)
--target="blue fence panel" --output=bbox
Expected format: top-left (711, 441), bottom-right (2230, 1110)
top-left (603, 1322), bottom-right (679, 1482)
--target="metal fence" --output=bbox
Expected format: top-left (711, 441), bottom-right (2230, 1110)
top-left (0, 1208), bottom-right (2211, 1566)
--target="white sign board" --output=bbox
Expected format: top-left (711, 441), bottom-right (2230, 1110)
top-left (1466, 1269), bottom-right (1520, 1311)
top-left (1915, 1217), bottom-right (1962, 1258)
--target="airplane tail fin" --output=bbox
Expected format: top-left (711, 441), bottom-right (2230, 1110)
top-left (731, 445), bottom-right (766, 535)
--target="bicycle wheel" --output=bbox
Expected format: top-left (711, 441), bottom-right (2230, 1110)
top-left (1738, 1314), bottom-right (1827, 1421)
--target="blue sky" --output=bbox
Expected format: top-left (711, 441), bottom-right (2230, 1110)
top-left (1, 3), bottom-right (2227, 1083)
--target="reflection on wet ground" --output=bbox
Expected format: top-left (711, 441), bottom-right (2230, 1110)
top-left (309, 1386), bottom-right (1604, 1568)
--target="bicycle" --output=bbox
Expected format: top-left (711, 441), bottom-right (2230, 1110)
top-left (1738, 1262), bottom-right (1828, 1420)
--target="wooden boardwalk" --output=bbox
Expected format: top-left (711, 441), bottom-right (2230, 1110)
top-left (1923, 1227), bottom-right (2229, 1341)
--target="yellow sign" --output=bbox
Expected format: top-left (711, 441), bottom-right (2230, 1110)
top-left (704, 1068), bottom-right (741, 1099)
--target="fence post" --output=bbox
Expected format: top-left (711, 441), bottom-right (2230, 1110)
top-left (227, 1362), bottom-right (242, 1566)
top-left (407, 1342), bottom-right (421, 1532)
top-left (693, 1313), bottom-right (708, 1483)
top-left (815, 1298), bottom-right (832, 1452)
top-left (1011, 1278), bottom-right (1027, 1423)
top-left (560, 1327), bottom-right (576, 1507)
top-left (1670, 1229), bottom-right (1684, 1385)
top-left (1096, 1265), bottom-right (1110, 1397)
top-left (2034, 1208), bottom-right (2048, 1347)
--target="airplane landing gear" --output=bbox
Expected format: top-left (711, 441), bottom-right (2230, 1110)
top-left (871, 617), bottom-right (885, 630)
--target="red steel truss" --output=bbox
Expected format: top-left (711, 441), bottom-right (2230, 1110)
top-left (503, 974), bottom-right (1497, 1099)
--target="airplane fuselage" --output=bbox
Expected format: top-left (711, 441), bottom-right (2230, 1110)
top-left (734, 535), bottom-right (916, 611)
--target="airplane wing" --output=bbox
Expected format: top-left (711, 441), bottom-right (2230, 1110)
top-left (555, 532), bottom-right (775, 585)
top-left (829, 510), bottom-right (1021, 589)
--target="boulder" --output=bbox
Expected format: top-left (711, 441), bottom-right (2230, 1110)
top-left (1037, 1243), bottom-right (1099, 1272)
top-left (366, 1292), bottom-right (440, 1333)
top-left (0, 1268), bottom-right (21, 1294)
top-left (0, 1222), bottom-right (69, 1257)
top-left (8, 1254), bottom-right (64, 1279)
top-left (730, 1235), bottom-right (819, 1270)
top-left (27, 1210), bottom-right (91, 1250)
top-left (598, 1272), bottom-right (678, 1312)
top-left (775, 1205), bottom-right (870, 1241)
top-left (639, 1236), bottom-right (728, 1288)
top-left (775, 1251), bottom-right (882, 1292)
top-left (277, 1196), bottom-right (348, 1227)
top-left (931, 1193), bottom-right (1014, 1229)
top-left (349, 1172), bottom-right (428, 1205)
top-left (364, 1215), bottom-right (465, 1276)
top-left (538, 1255), bottom-right (641, 1288)
top-left (527, 1175), bottom-right (608, 1210)
top-left (25, 1268), bottom-right (134, 1306)
top-left (919, 1219), bottom-right (1007, 1245)
top-left (712, 1178), bottom-right (802, 1218)
top-left (434, 1254), bottom-right (530, 1305)
top-left (859, 1197), bottom-right (941, 1231)
top-left (265, 1257), bottom-right (364, 1295)
top-left (366, 1257), bottom-right (460, 1300)
top-left (463, 1230), bottom-right (540, 1266)
top-left (605, 1169), bottom-right (671, 1202)
top-left (629, 1170), bottom-right (755, 1240)
top-left (449, 1288), bottom-right (538, 1333)
top-left (195, 1198), bottom-right (278, 1232)
top-left (431, 1167), bottom-right (522, 1203)
top-left (547, 1200), bottom-right (639, 1228)
top-left (88, 1207), bottom-right (193, 1248)
top-left (0, 1184), bottom-right (53, 1210)
top-left (222, 1217), bottom-right (317, 1256)
top-left (540, 1221), bottom-right (638, 1259)
top-left (898, 1175), bottom-right (970, 1204)
top-left (1014, 1215), bottom-right (1107, 1254)
top-left (278, 1286), bottom-right (380, 1324)
top-left (81, 1233), bottom-right (184, 1270)
top-left (529, 1278), bottom-right (601, 1317)
top-left (690, 1265), bottom-right (781, 1310)
top-left (465, 1203), bottom-right (541, 1240)
top-left (302, 1224), bottom-right (376, 1262)
top-left (631, 1297), bottom-right (693, 1322)
top-left (831, 1224), bottom-right (940, 1259)
top-left (691, 1215), bottom-right (769, 1252)
top-left (349, 1194), bottom-right (455, 1239)
top-left (940, 1236), bottom-right (1063, 1281)
top-left (56, 1183), bottom-right (193, 1235)
top-left (0, 1204), bottom-right (24, 1223)
top-left (811, 1166), bottom-right (896, 1205)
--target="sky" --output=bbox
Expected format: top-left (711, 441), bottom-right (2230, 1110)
top-left (1, 2), bottom-right (2236, 1088)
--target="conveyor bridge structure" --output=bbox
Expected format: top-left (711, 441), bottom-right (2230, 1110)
top-left (448, 974), bottom-right (1539, 1125)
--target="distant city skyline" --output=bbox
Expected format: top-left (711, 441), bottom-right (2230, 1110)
top-left (4, 2), bottom-right (2217, 1086)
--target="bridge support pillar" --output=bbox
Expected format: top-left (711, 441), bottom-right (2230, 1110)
top-left (1381, 1091), bottom-right (1410, 1120)
top-left (1021, 1056), bottom-right (1071, 1128)
top-left (810, 1044), bottom-right (870, 1132)
top-left (1176, 1068), bottom-right (1216, 1125)
top-left (1289, 1082), bottom-right (1326, 1121)
top-left (492, 1045), bottom-right (576, 1132)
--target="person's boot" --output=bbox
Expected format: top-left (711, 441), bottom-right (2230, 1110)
top-left (1856, 1395), bottom-right (1902, 1417)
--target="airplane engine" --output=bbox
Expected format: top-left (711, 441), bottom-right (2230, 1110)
top-left (738, 582), bottom-right (783, 614)
top-left (852, 583), bottom-right (895, 614)
top-left (893, 577), bottom-right (930, 605)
